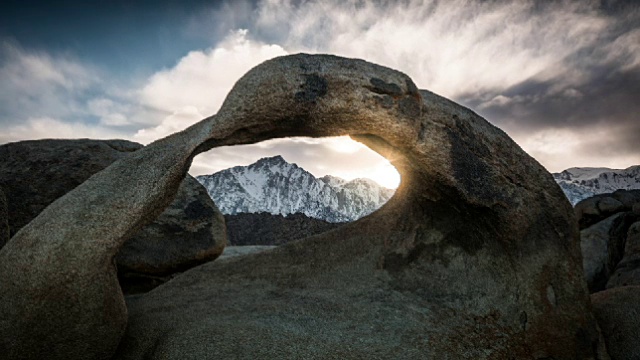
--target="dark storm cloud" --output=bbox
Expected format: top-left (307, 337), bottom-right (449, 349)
top-left (465, 67), bottom-right (640, 132)
top-left (443, 1), bottom-right (640, 169)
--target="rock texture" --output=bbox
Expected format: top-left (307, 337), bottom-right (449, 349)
top-left (575, 190), bottom-right (640, 229)
top-left (607, 221), bottom-right (640, 288)
top-left (572, 190), bottom-right (640, 294)
top-left (580, 213), bottom-right (626, 293)
top-left (225, 212), bottom-right (343, 246)
top-left (0, 54), bottom-right (604, 359)
top-left (116, 176), bottom-right (226, 294)
top-left (591, 286), bottom-right (640, 360)
top-left (0, 187), bottom-right (8, 248)
top-left (0, 139), bottom-right (138, 237)
top-left (0, 139), bottom-right (226, 294)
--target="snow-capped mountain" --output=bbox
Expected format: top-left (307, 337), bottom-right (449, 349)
top-left (553, 165), bottom-right (640, 205)
top-left (196, 156), bottom-right (395, 222)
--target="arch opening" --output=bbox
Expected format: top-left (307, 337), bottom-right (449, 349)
top-left (191, 135), bottom-right (403, 249)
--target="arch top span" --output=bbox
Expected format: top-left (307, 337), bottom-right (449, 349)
top-left (0, 54), bottom-right (604, 359)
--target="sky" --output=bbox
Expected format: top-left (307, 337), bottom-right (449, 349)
top-left (1, 0), bottom-right (638, 189)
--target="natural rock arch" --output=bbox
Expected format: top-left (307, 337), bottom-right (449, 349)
top-left (0, 54), bottom-right (604, 359)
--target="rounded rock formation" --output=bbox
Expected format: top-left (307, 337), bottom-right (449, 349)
top-left (607, 221), bottom-right (640, 288)
top-left (580, 213), bottom-right (627, 293)
top-left (576, 190), bottom-right (640, 230)
top-left (0, 54), bottom-right (604, 359)
top-left (0, 139), bottom-right (226, 293)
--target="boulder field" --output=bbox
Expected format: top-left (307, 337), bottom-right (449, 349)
top-left (0, 54), bottom-right (608, 359)
top-left (575, 190), bottom-right (640, 359)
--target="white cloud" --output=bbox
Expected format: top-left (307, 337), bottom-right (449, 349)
top-left (516, 126), bottom-right (640, 173)
top-left (245, 0), bottom-right (613, 99)
top-left (0, 42), bottom-right (96, 91)
top-left (478, 95), bottom-right (513, 110)
top-left (0, 41), bottom-right (144, 144)
top-left (598, 27), bottom-right (640, 72)
top-left (134, 106), bottom-right (204, 144)
top-left (87, 98), bottom-right (131, 126)
top-left (0, 117), bottom-right (128, 144)
top-left (0, 41), bottom-right (100, 123)
top-left (131, 30), bottom-right (288, 143)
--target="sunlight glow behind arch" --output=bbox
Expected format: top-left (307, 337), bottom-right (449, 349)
top-left (190, 136), bottom-right (401, 189)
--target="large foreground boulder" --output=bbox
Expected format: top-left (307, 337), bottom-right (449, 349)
top-left (0, 54), bottom-right (604, 359)
top-left (0, 139), bottom-right (226, 293)
top-left (591, 286), bottom-right (640, 360)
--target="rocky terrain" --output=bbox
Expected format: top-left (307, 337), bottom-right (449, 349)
top-left (197, 155), bottom-right (394, 222)
top-left (576, 189), bottom-right (640, 292)
top-left (225, 212), bottom-right (343, 246)
top-left (554, 166), bottom-right (640, 205)
top-left (0, 139), bottom-right (226, 293)
top-left (575, 189), bottom-right (640, 359)
top-left (0, 54), bottom-right (632, 359)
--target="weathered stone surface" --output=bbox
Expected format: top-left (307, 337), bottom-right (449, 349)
top-left (598, 197), bottom-right (625, 214)
top-left (0, 54), bottom-right (603, 359)
top-left (0, 187), bottom-right (8, 248)
top-left (0, 139), bottom-right (138, 237)
top-left (611, 189), bottom-right (640, 209)
top-left (608, 221), bottom-right (640, 288)
top-left (577, 196), bottom-right (624, 230)
top-left (581, 213), bottom-right (626, 293)
top-left (0, 139), bottom-right (226, 294)
top-left (0, 139), bottom-right (225, 359)
top-left (116, 176), bottom-right (226, 294)
top-left (591, 286), bottom-right (640, 360)
top-left (576, 190), bottom-right (640, 230)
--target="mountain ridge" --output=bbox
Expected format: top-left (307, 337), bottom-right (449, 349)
top-left (196, 156), bottom-right (395, 222)
top-left (553, 165), bottom-right (640, 205)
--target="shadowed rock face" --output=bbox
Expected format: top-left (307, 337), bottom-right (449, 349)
top-left (607, 221), bottom-right (640, 288)
top-left (591, 286), bottom-right (640, 360)
top-left (0, 139), bottom-right (226, 294)
top-left (224, 212), bottom-right (343, 246)
top-left (581, 213), bottom-right (627, 293)
top-left (0, 187), bottom-right (8, 248)
top-left (0, 54), bottom-right (603, 359)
